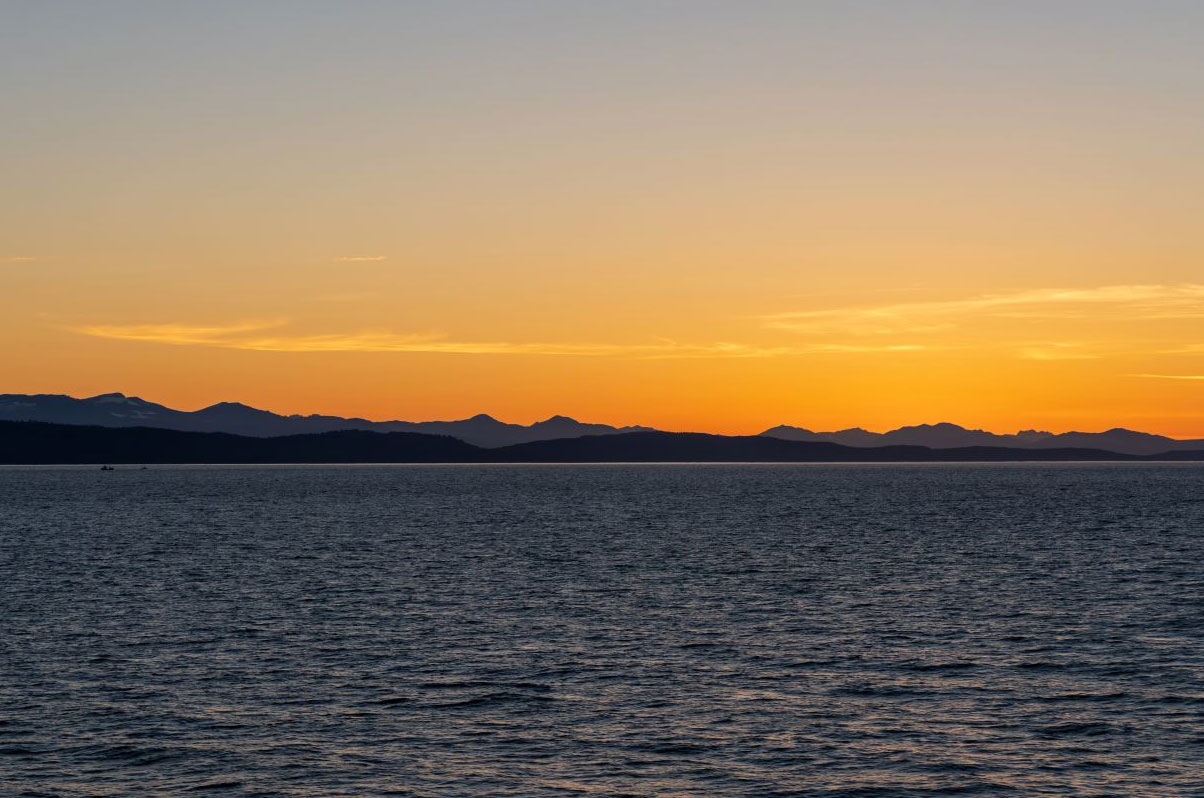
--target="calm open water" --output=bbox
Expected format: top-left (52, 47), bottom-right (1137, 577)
top-left (2, 464), bottom-right (1203, 797)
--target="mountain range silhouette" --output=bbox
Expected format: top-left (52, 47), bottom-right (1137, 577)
top-left (1, 392), bottom-right (1202, 457)
top-left (0, 393), bottom-right (655, 448)
top-left (759, 421), bottom-right (1204, 456)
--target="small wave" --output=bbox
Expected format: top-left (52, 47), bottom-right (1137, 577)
top-left (87, 744), bottom-right (185, 766)
top-left (907, 662), bottom-right (979, 672)
top-left (1036, 692), bottom-right (1129, 702)
top-left (417, 680), bottom-right (552, 691)
top-left (426, 691), bottom-right (556, 709)
top-left (631, 742), bottom-right (712, 755)
top-left (1037, 721), bottom-right (1114, 737)
top-left (1157, 694), bottom-right (1204, 705)
top-left (829, 684), bottom-right (919, 697)
top-left (0, 746), bottom-right (42, 757)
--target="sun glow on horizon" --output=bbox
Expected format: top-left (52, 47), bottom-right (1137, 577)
top-left (4, 3), bottom-right (1204, 437)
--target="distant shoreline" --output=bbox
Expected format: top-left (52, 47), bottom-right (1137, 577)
top-left (5, 420), bottom-right (1204, 465)
top-left (8, 461), bottom-right (1202, 468)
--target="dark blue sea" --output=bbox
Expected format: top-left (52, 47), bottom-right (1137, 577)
top-left (2, 464), bottom-right (1203, 796)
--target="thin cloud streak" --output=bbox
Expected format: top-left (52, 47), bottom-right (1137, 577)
top-left (764, 284), bottom-right (1204, 335)
top-left (2, 256), bottom-right (42, 262)
top-left (68, 322), bottom-right (932, 359)
top-left (1015, 342), bottom-right (1105, 361)
top-left (1131, 374), bottom-right (1204, 381)
top-left (74, 321), bottom-right (288, 345)
top-left (333, 256), bottom-right (387, 262)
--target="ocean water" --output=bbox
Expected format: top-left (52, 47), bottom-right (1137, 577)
top-left (1, 464), bottom-right (1203, 797)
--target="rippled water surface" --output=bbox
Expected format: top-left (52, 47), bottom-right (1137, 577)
top-left (2, 464), bottom-right (1203, 796)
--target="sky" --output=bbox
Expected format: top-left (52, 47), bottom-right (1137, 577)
top-left (4, 1), bottom-right (1204, 435)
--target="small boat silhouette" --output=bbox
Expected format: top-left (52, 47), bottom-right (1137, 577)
top-left (100, 465), bottom-right (115, 471)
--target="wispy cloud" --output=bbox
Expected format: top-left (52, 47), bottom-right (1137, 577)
top-left (1131, 373), bottom-right (1204, 381)
top-left (1015, 342), bottom-right (1105, 361)
top-left (764, 284), bottom-right (1204, 335)
top-left (636, 342), bottom-right (933, 359)
top-left (74, 321), bottom-right (286, 346)
top-left (2, 256), bottom-right (42, 263)
top-left (333, 255), bottom-right (387, 262)
top-left (68, 321), bottom-right (931, 359)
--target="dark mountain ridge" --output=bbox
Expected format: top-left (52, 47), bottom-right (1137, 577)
top-left (759, 421), bottom-right (1204, 456)
top-left (489, 431), bottom-right (1146, 463)
top-left (4, 420), bottom-right (1202, 465)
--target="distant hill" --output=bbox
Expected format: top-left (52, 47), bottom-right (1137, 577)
top-left (760, 421), bottom-right (1204, 456)
top-left (489, 431), bottom-right (1151, 463)
top-left (0, 393), bottom-right (655, 448)
top-left (5, 421), bottom-right (1201, 464)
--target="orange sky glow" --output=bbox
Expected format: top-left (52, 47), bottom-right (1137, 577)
top-left (4, 3), bottom-right (1204, 436)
